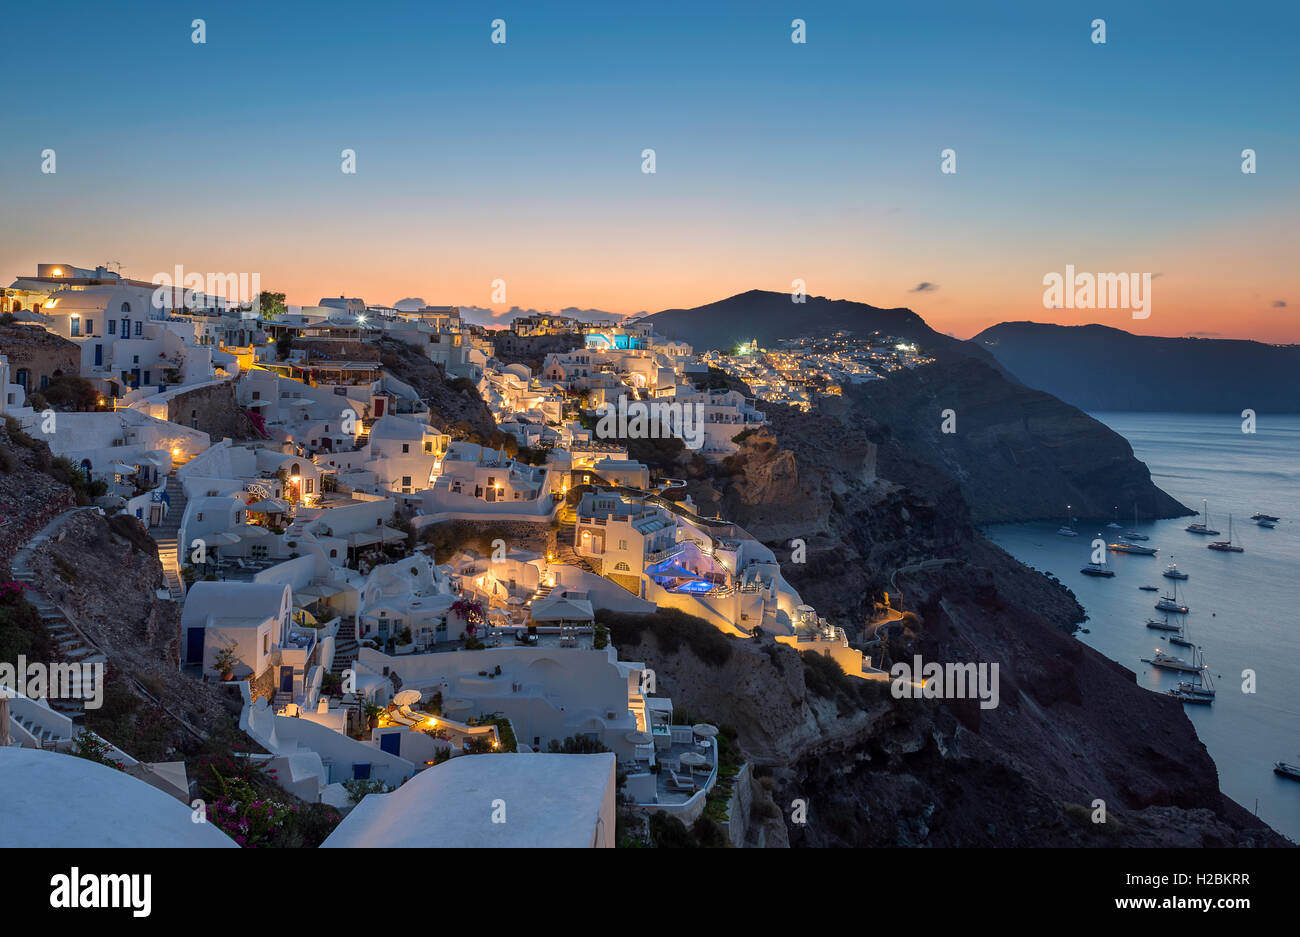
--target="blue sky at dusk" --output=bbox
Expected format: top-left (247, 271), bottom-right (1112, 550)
top-left (2, 0), bottom-right (1296, 339)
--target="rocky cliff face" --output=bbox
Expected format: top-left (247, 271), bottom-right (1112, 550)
top-left (378, 338), bottom-right (500, 441)
top-left (646, 390), bottom-right (1287, 847)
top-left (841, 358), bottom-right (1190, 524)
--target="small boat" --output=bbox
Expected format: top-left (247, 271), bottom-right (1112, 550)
top-left (1155, 579), bottom-right (1189, 614)
top-left (1275, 762), bottom-right (1300, 781)
top-left (1107, 506), bottom-right (1122, 529)
top-left (1139, 585), bottom-right (1159, 591)
top-left (1186, 499), bottom-right (1220, 536)
top-left (1163, 555), bottom-right (1189, 580)
top-left (1169, 687), bottom-right (1213, 705)
top-left (1168, 632), bottom-right (1194, 648)
top-left (1208, 514), bottom-right (1244, 553)
top-left (1145, 617), bottom-right (1181, 631)
top-left (1143, 650), bottom-right (1201, 673)
top-left (1251, 513), bottom-right (1280, 522)
top-left (1057, 527), bottom-right (1079, 537)
top-left (1080, 563), bottom-right (1114, 577)
top-left (1108, 541), bottom-right (1158, 555)
top-left (1257, 518), bottom-right (1277, 529)
top-left (1122, 503), bottom-right (1149, 540)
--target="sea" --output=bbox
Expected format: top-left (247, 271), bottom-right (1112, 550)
top-left (986, 412), bottom-right (1300, 843)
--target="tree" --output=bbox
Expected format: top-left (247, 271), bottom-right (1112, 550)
top-left (259, 291), bottom-right (287, 321)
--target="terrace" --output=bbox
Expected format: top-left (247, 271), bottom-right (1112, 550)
top-left (623, 724), bottom-right (720, 806)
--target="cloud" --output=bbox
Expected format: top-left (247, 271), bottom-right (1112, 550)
top-left (1273, 300), bottom-right (1287, 308)
top-left (909, 282), bottom-right (938, 293)
top-left (1188, 331), bottom-right (1221, 337)
top-left (393, 297), bottom-right (425, 311)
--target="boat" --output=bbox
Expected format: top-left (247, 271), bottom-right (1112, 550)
top-left (1058, 506), bottom-right (1078, 537)
top-left (1257, 518), bottom-right (1277, 529)
top-left (1108, 541), bottom-right (1158, 555)
top-left (1251, 513), bottom-right (1280, 522)
top-left (1155, 578), bottom-right (1189, 614)
top-left (1208, 514), bottom-right (1244, 553)
top-left (1168, 631), bottom-right (1194, 648)
top-left (1139, 585), bottom-right (1159, 591)
top-left (1143, 650), bottom-right (1201, 673)
top-left (1163, 555), bottom-right (1189, 580)
top-left (1080, 563), bottom-right (1114, 577)
top-left (1275, 762), bottom-right (1300, 781)
top-left (1169, 687), bottom-right (1213, 705)
top-left (1145, 617), bottom-right (1181, 631)
top-left (1122, 503), bottom-right (1149, 540)
top-left (1186, 499), bottom-right (1220, 536)
top-left (1107, 506), bottom-right (1122, 529)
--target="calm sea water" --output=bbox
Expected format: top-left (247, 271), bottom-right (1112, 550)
top-left (987, 412), bottom-right (1300, 843)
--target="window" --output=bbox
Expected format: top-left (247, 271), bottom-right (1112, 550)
top-left (70, 318), bottom-right (80, 337)
top-left (401, 443), bottom-right (409, 454)
top-left (134, 321), bottom-right (142, 336)
top-left (86, 319), bottom-right (93, 334)
top-left (401, 476), bottom-right (411, 488)
top-left (263, 634), bottom-right (270, 654)
top-left (108, 320), bottom-right (116, 335)
top-left (329, 549), bottom-right (338, 558)
top-left (305, 479), bottom-right (314, 494)
top-left (618, 540), bottom-right (627, 551)
top-left (614, 562), bottom-right (630, 572)
top-left (120, 302), bottom-right (131, 313)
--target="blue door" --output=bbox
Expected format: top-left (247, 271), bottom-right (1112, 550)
top-left (94, 344), bottom-right (102, 366)
top-left (379, 733), bottom-right (401, 756)
top-left (186, 628), bottom-right (205, 664)
top-left (351, 763), bottom-right (372, 780)
top-left (279, 666), bottom-right (293, 693)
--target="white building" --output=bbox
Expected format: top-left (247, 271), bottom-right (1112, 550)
top-left (321, 752), bottom-right (616, 848)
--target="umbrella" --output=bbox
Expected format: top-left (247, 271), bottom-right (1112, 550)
top-left (109, 462), bottom-right (136, 474)
top-left (625, 730), bottom-right (652, 745)
top-left (678, 751), bottom-right (708, 769)
top-left (204, 532), bottom-right (241, 546)
top-left (692, 723), bottom-right (718, 738)
top-left (393, 689), bottom-right (422, 707)
top-left (246, 499), bottom-right (288, 513)
top-left (237, 525), bottom-right (270, 539)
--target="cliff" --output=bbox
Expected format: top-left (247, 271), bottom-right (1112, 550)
top-left (629, 409), bottom-right (1288, 847)
top-left (973, 321), bottom-right (1300, 413)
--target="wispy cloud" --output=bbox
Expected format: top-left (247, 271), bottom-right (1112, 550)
top-left (909, 282), bottom-right (939, 293)
top-left (1273, 300), bottom-right (1287, 308)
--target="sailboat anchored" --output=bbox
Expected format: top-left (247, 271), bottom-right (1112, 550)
top-left (1155, 577), bottom-right (1189, 614)
top-left (1121, 502), bottom-right (1149, 541)
top-left (1208, 514), bottom-right (1244, 553)
top-left (1057, 504), bottom-right (1078, 537)
top-left (1186, 499), bottom-right (1220, 536)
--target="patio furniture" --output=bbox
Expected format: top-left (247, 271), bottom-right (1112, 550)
top-left (667, 770), bottom-right (696, 793)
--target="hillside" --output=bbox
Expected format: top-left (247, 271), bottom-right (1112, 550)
top-left (642, 290), bottom-right (997, 365)
top-left (973, 322), bottom-right (1300, 413)
top-left (645, 291), bottom-right (1190, 522)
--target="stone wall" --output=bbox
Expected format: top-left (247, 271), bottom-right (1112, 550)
top-left (0, 324), bottom-right (79, 393)
top-left (166, 381), bottom-right (254, 441)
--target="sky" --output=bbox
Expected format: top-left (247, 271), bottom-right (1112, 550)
top-left (1, 0), bottom-right (1296, 341)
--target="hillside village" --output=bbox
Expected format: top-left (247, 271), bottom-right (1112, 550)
top-left (0, 262), bottom-right (898, 848)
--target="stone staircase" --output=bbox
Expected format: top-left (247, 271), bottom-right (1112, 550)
top-left (9, 508), bottom-right (108, 722)
top-left (330, 617), bottom-right (359, 676)
top-left (154, 475), bottom-right (188, 600)
top-left (553, 522), bottom-right (598, 576)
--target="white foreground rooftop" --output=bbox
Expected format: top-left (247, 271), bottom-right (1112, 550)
top-left (0, 747), bottom-right (237, 848)
top-left (322, 752), bottom-right (616, 848)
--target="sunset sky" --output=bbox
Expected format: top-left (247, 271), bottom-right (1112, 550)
top-left (2, 1), bottom-right (1296, 341)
